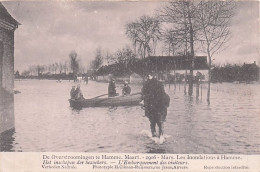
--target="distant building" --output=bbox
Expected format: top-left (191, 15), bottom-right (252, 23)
top-left (0, 2), bottom-right (20, 133)
top-left (96, 63), bottom-right (132, 83)
top-left (143, 55), bottom-right (209, 81)
top-left (143, 56), bottom-right (208, 71)
top-left (95, 55), bottom-right (209, 83)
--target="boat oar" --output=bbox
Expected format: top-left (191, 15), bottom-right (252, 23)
top-left (91, 94), bottom-right (108, 99)
top-left (130, 92), bottom-right (142, 96)
top-left (93, 92), bottom-right (141, 99)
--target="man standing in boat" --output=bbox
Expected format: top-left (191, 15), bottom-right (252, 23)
top-left (70, 86), bottom-right (76, 99)
top-left (141, 74), bottom-right (170, 138)
top-left (108, 78), bottom-right (117, 97)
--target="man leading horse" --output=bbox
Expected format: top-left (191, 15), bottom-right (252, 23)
top-left (141, 74), bottom-right (170, 138)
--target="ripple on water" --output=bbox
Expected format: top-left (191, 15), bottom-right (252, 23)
top-left (1, 80), bottom-right (259, 153)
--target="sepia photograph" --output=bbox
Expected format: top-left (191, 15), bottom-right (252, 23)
top-left (0, 0), bottom-right (259, 157)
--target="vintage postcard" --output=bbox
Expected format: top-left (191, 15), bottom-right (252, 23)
top-left (0, 1), bottom-right (259, 171)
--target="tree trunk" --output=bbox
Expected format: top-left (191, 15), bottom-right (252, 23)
top-left (207, 70), bottom-right (211, 105)
top-left (174, 62), bottom-right (176, 91)
top-left (142, 46), bottom-right (146, 83)
top-left (207, 49), bottom-right (211, 105)
top-left (187, 2), bottom-right (194, 96)
top-left (188, 73), bottom-right (193, 96)
top-left (196, 79), bottom-right (199, 99)
top-left (201, 81), bottom-right (203, 100)
top-left (184, 69), bottom-right (187, 95)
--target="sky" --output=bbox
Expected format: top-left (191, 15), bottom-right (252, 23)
top-left (2, 1), bottom-right (260, 71)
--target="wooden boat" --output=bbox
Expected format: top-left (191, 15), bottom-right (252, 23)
top-left (69, 93), bottom-right (142, 108)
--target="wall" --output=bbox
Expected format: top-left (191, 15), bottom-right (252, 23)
top-left (0, 27), bottom-right (15, 133)
top-left (170, 69), bottom-right (209, 81)
top-left (97, 75), bottom-right (130, 83)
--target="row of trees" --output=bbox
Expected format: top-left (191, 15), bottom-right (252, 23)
top-left (20, 61), bottom-right (70, 77)
top-left (123, 1), bottom-right (236, 104)
top-left (18, 50), bottom-right (86, 79)
top-left (211, 63), bottom-right (259, 83)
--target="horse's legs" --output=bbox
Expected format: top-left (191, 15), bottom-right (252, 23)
top-left (158, 121), bottom-right (164, 137)
top-left (150, 120), bottom-right (156, 137)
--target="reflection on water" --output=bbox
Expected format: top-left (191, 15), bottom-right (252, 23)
top-left (0, 86), bottom-right (15, 151)
top-left (0, 80), bottom-right (259, 153)
top-left (0, 128), bottom-right (15, 152)
top-left (0, 87), bottom-right (14, 134)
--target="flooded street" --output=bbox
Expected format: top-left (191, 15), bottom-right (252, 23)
top-left (1, 80), bottom-right (260, 154)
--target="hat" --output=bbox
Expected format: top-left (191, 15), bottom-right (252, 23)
top-left (148, 74), bottom-right (153, 79)
top-left (124, 81), bottom-right (129, 84)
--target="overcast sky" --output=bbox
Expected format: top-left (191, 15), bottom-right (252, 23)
top-left (2, 1), bottom-right (259, 71)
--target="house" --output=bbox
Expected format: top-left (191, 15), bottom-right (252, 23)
top-left (143, 55), bottom-right (208, 71)
top-left (133, 55), bottom-right (209, 82)
top-left (0, 2), bottom-right (20, 133)
top-left (95, 55), bottom-right (209, 83)
top-left (95, 63), bottom-right (131, 83)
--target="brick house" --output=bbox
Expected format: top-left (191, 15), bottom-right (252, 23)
top-left (0, 2), bottom-right (19, 133)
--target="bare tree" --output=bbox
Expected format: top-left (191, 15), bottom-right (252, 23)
top-left (36, 65), bottom-right (44, 76)
top-left (28, 66), bottom-right (34, 76)
top-left (63, 61), bottom-right (68, 74)
top-left (58, 62), bottom-right (63, 74)
top-left (159, 1), bottom-right (199, 96)
top-left (69, 50), bottom-right (79, 75)
top-left (162, 29), bottom-right (183, 90)
top-left (115, 47), bottom-right (136, 64)
top-left (163, 29), bottom-right (184, 56)
top-left (47, 64), bottom-right (52, 74)
top-left (106, 50), bottom-right (115, 65)
top-left (54, 62), bottom-right (59, 74)
top-left (196, 1), bottom-right (236, 104)
top-left (126, 15), bottom-right (161, 77)
top-left (91, 47), bottom-right (103, 71)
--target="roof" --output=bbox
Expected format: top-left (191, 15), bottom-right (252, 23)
top-left (144, 56), bottom-right (209, 70)
top-left (96, 55), bottom-right (209, 77)
top-left (96, 63), bottom-right (132, 76)
top-left (0, 2), bottom-right (20, 27)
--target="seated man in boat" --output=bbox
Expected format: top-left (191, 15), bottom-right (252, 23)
top-left (70, 86), bottom-right (76, 99)
top-left (122, 81), bottom-right (131, 96)
top-left (108, 78), bottom-right (118, 97)
top-left (74, 84), bottom-right (84, 100)
top-left (141, 74), bottom-right (170, 138)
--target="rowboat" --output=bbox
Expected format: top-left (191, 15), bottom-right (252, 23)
top-left (69, 93), bottom-right (142, 108)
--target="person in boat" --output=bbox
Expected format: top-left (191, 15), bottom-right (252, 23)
top-left (74, 84), bottom-right (84, 100)
top-left (73, 74), bottom-right (77, 82)
top-left (108, 78), bottom-right (117, 97)
top-left (70, 86), bottom-right (76, 99)
top-left (141, 73), bottom-right (170, 138)
top-left (122, 81), bottom-right (131, 96)
top-left (84, 76), bottom-right (88, 84)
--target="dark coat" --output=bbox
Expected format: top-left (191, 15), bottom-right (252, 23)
top-left (122, 85), bottom-right (131, 95)
top-left (75, 87), bottom-right (84, 100)
top-left (108, 81), bottom-right (117, 97)
top-left (142, 78), bottom-right (165, 109)
top-left (141, 78), bottom-right (170, 120)
top-left (70, 88), bottom-right (76, 99)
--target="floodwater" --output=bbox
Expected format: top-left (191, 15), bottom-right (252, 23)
top-left (0, 79), bottom-right (259, 154)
